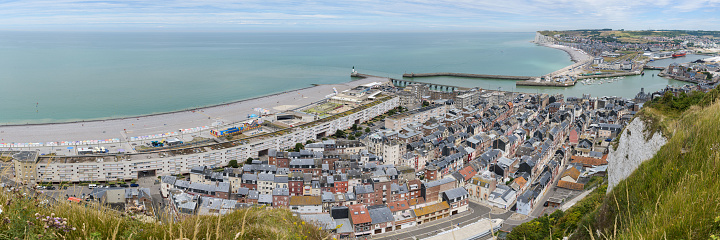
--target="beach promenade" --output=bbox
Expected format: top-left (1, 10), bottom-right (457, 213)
top-left (0, 76), bottom-right (388, 149)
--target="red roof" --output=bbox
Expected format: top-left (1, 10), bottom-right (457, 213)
top-left (557, 180), bottom-right (585, 190)
top-left (571, 155), bottom-right (608, 166)
top-left (348, 204), bottom-right (371, 224)
top-left (387, 200), bottom-right (410, 212)
top-left (458, 166), bottom-right (477, 181)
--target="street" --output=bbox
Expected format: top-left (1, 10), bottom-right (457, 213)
top-left (372, 202), bottom-right (516, 240)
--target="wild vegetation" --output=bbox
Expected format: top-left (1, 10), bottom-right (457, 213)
top-left (506, 183), bottom-right (608, 240)
top-left (509, 86), bottom-right (720, 239)
top-left (0, 187), bottom-right (328, 240)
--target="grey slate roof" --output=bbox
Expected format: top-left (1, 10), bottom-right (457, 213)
top-left (215, 182), bottom-right (231, 193)
top-left (274, 176), bottom-right (289, 183)
top-left (368, 205), bottom-right (395, 224)
top-left (236, 187), bottom-right (249, 195)
top-left (242, 174), bottom-right (257, 181)
top-left (174, 180), bottom-right (190, 189)
top-left (321, 191), bottom-right (334, 202)
top-left (258, 173), bottom-right (275, 182)
top-left (247, 190), bottom-right (259, 199)
top-left (258, 194), bottom-right (273, 204)
top-left (355, 185), bottom-right (374, 194)
top-left (443, 187), bottom-right (469, 201)
top-left (272, 188), bottom-right (289, 196)
top-left (161, 175), bottom-right (177, 185)
top-left (423, 178), bottom-right (455, 189)
top-left (300, 213), bottom-right (337, 231)
top-left (189, 182), bottom-right (215, 192)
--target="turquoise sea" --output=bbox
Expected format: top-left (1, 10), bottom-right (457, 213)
top-left (0, 32), bottom-right (697, 124)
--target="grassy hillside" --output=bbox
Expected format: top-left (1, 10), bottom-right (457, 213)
top-left (508, 87), bottom-right (720, 240)
top-left (0, 188), bottom-right (328, 240)
top-left (575, 89), bottom-right (720, 240)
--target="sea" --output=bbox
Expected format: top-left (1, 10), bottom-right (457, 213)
top-left (0, 32), bottom-right (701, 124)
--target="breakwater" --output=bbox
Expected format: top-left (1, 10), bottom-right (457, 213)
top-left (577, 71), bottom-right (641, 79)
top-left (516, 80), bottom-right (576, 87)
top-left (643, 66), bottom-right (666, 70)
top-left (402, 72), bottom-right (535, 80)
top-left (353, 72), bottom-right (468, 91)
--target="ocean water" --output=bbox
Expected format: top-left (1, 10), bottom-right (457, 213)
top-left (0, 32), bottom-right (695, 124)
top-left (0, 32), bottom-right (571, 124)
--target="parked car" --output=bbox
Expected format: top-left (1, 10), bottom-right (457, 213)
top-left (108, 184), bottom-right (117, 188)
top-left (88, 184), bottom-right (97, 189)
top-left (46, 186), bottom-right (56, 190)
top-left (130, 183), bottom-right (139, 187)
top-left (35, 185), bottom-right (45, 190)
top-left (120, 184), bottom-right (129, 188)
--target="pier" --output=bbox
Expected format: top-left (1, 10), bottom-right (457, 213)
top-left (643, 66), bottom-right (666, 70)
top-left (389, 78), bottom-right (469, 92)
top-left (402, 72), bottom-right (535, 80)
top-left (516, 80), bottom-right (576, 87)
top-left (352, 72), bottom-right (466, 92)
top-left (576, 71), bottom-right (641, 79)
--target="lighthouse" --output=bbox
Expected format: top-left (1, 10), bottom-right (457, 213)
top-left (352, 66), bottom-right (357, 74)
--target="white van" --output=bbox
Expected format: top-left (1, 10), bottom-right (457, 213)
top-left (88, 184), bottom-right (97, 189)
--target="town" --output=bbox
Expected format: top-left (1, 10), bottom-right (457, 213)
top-left (7, 69), bottom-right (716, 239)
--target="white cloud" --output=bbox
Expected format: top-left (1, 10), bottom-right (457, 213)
top-left (0, 0), bottom-right (717, 31)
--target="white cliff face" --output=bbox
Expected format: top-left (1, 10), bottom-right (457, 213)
top-left (607, 118), bottom-right (668, 193)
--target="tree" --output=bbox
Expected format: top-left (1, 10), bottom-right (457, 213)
top-left (351, 124), bottom-right (358, 131)
top-left (306, 140), bottom-right (313, 144)
top-left (422, 101), bottom-right (430, 107)
top-left (228, 160), bottom-right (239, 168)
top-left (293, 143), bottom-right (304, 152)
top-left (348, 135), bottom-right (356, 140)
top-left (246, 157), bottom-right (254, 164)
top-left (333, 129), bottom-right (346, 138)
top-left (365, 128), bottom-right (371, 133)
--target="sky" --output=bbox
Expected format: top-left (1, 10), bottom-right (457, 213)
top-left (0, 0), bottom-right (719, 32)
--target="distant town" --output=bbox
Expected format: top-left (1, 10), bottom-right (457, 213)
top-left (1, 29), bottom-right (719, 239)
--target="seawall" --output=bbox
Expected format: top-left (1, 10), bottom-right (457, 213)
top-left (402, 72), bottom-right (535, 80)
top-left (515, 80), bottom-right (575, 87)
top-left (577, 71), bottom-right (641, 79)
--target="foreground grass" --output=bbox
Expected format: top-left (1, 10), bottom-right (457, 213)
top-left (0, 188), bottom-right (328, 240)
top-left (575, 99), bottom-right (720, 240)
top-left (508, 87), bottom-right (720, 239)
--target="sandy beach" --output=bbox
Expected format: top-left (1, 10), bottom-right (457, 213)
top-left (537, 43), bottom-right (592, 77)
top-left (0, 75), bottom-right (388, 145)
top-left (539, 43), bottom-right (591, 63)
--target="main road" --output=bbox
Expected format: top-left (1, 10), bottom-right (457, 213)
top-left (372, 202), bottom-right (517, 240)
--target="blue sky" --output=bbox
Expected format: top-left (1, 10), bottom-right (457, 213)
top-left (0, 0), bottom-right (719, 32)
